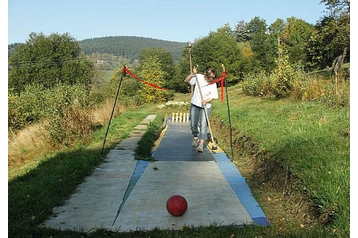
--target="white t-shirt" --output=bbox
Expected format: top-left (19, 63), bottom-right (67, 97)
top-left (190, 74), bottom-right (218, 108)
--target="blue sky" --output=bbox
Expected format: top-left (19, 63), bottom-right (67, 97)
top-left (8, 0), bottom-right (328, 44)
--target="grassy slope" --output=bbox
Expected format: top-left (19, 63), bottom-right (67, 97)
top-left (8, 105), bottom-right (156, 237)
top-left (210, 85), bottom-right (349, 236)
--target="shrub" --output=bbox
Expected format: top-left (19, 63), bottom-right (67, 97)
top-left (8, 82), bottom-right (100, 148)
top-left (43, 84), bottom-right (94, 147)
top-left (241, 54), bottom-right (349, 108)
top-left (242, 71), bottom-right (272, 97)
top-left (8, 84), bottom-right (47, 131)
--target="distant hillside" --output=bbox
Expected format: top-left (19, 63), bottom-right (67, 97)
top-left (79, 36), bottom-right (187, 61)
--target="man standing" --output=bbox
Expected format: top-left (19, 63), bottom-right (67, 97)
top-left (184, 67), bottom-right (218, 152)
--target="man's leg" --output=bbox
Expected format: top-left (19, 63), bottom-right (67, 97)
top-left (190, 104), bottom-right (200, 147)
top-left (196, 107), bottom-right (211, 152)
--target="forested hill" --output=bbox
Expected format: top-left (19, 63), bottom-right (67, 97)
top-left (79, 36), bottom-right (187, 61)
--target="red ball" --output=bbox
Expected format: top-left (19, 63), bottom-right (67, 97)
top-left (166, 195), bottom-right (188, 216)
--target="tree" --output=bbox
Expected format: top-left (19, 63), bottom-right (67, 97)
top-left (280, 17), bottom-right (315, 66)
top-left (237, 41), bottom-right (255, 78)
top-left (306, 10), bottom-right (349, 69)
top-left (189, 28), bottom-right (245, 83)
top-left (268, 19), bottom-right (286, 34)
top-left (235, 20), bottom-right (252, 42)
top-left (8, 32), bottom-right (94, 93)
top-left (138, 47), bottom-right (175, 89)
top-left (320, 0), bottom-right (350, 14)
top-left (304, 0), bottom-right (350, 69)
top-left (247, 17), bottom-right (277, 72)
top-left (139, 56), bottom-right (172, 103)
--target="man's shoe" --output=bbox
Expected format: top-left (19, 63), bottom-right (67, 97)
top-left (196, 144), bottom-right (204, 152)
top-left (192, 137), bottom-right (199, 147)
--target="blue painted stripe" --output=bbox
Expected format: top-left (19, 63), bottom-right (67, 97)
top-left (253, 217), bottom-right (270, 226)
top-left (124, 160), bottom-right (150, 201)
top-left (212, 151), bottom-right (270, 226)
top-left (113, 160), bottom-right (149, 225)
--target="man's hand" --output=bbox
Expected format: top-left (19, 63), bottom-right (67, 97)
top-left (193, 66), bottom-right (198, 74)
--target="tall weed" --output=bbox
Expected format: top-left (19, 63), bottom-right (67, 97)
top-left (300, 78), bottom-right (350, 107)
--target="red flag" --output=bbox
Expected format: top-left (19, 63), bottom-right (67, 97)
top-left (210, 71), bottom-right (226, 102)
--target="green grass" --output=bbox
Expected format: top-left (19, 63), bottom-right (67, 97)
top-left (8, 88), bottom-right (350, 237)
top-left (211, 85), bottom-right (349, 236)
top-left (8, 105), bottom-right (156, 237)
top-left (135, 113), bottom-right (165, 160)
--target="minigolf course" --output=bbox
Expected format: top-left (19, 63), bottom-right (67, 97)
top-left (42, 114), bottom-right (269, 232)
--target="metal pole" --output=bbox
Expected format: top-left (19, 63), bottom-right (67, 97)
top-left (225, 77), bottom-right (234, 160)
top-left (101, 67), bottom-right (126, 154)
top-left (189, 42), bottom-right (194, 95)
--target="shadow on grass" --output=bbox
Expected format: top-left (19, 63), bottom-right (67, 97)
top-left (8, 145), bottom-right (114, 237)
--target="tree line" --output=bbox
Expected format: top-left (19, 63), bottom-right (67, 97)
top-left (79, 36), bottom-right (186, 62)
top-left (8, 0), bottom-right (349, 98)
top-left (8, 0), bottom-right (349, 93)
